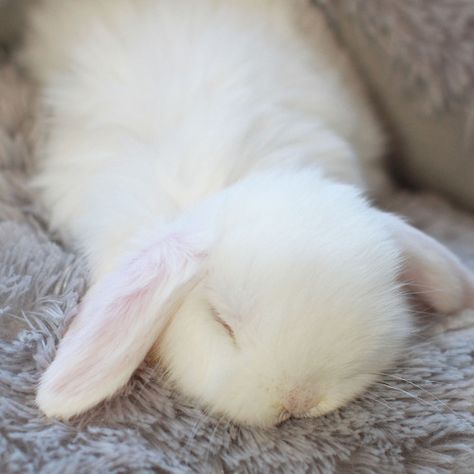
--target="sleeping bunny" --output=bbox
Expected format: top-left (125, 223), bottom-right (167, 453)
top-left (21, 0), bottom-right (474, 426)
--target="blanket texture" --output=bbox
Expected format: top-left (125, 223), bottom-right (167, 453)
top-left (1, 34), bottom-right (474, 474)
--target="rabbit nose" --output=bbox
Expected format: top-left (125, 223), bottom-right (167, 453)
top-left (282, 401), bottom-right (311, 418)
top-left (282, 390), bottom-right (318, 418)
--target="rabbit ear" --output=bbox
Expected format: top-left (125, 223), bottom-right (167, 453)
top-left (387, 215), bottom-right (474, 314)
top-left (36, 226), bottom-right (210, 419)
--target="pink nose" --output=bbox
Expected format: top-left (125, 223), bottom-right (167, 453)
top-left (283, 390), bottom-right (315, 417)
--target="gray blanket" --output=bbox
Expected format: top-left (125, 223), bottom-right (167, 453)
top-left (1, 39), bottom-right (474, 474)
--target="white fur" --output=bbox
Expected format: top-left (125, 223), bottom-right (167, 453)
top-left (22, 0), bottom-right (474, 425)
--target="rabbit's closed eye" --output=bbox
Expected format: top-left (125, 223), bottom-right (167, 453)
top-left (209, 303), bottom-right (237, 343)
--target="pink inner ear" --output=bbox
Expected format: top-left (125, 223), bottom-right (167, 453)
top-left (391, 216), bottom-right (474, 314)
top-left (36, 230), bottom-right (209, 419)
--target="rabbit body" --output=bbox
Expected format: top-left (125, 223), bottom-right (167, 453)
top-left (24, 0), bottom-right (385, 277)
top-left (22, 0), bottom-right (474, 426)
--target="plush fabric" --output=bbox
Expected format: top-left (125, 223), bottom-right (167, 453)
top-left (1, 55), bottom-right (474, 473)
top-left (316, 0), bottom-right (474, 210)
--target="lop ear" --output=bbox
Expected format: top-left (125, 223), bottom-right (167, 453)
top-left (37, 227), bottom-right (210, 419)
top-left (387, 214), bottom-right (474, 314)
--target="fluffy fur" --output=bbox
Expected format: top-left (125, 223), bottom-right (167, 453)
top-left (20, 0), bottom-right (474, 426)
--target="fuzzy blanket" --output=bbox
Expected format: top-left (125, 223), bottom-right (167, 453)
top-left (1, 49), bottom-right (474, 474)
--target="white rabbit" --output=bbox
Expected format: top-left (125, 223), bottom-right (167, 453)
top-left (21, 0), bottom-right (474, 426)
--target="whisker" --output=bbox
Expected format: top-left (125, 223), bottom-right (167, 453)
top-left (375, 381), bottom-right (436, 407)
top-left (360, 393), bottom-right (393, 411)
top-left (378, 372), bottom-right (436, 390)
top-left (375, 381), bottom-right (472, 425)
top-left (184, 409), bottom-right (211, 463)
top-left (204, 414), bottom-right (226, 464)
top-left (378, 372), bottom-right (470, 412)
